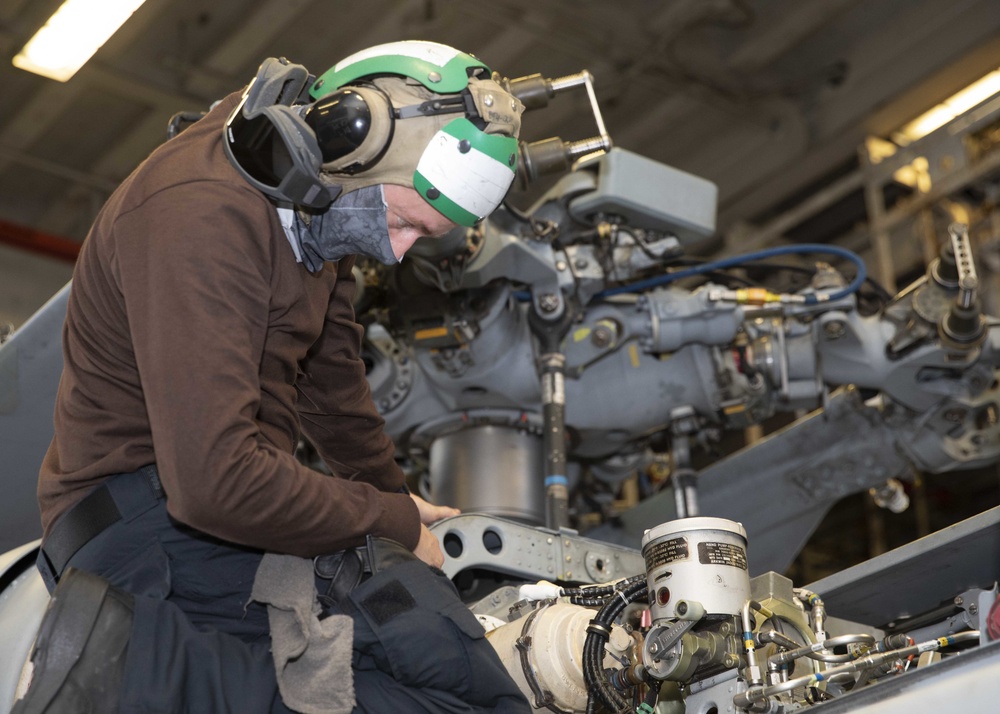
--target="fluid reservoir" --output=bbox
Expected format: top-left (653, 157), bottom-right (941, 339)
top-left (642, 517), bottom-right (750, 621)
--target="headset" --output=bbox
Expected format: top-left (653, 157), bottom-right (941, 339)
top-left (223, 42), bottom-right (523, 225)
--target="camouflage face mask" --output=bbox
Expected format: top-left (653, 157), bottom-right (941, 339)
top-left (290, 184), bottom-right (397, 271)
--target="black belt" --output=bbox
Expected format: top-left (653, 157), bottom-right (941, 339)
top-left (41, 464), bottom-right (165, 576)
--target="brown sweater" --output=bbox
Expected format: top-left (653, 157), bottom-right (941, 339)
top-left (38, 92), bottom-right (420, 557)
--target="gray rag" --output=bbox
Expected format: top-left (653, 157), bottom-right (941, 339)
top-left (251, 553), bottom-right (355, 714)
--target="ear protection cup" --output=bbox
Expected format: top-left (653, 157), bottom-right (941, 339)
top-left (303, 85), bottom-right (395, 175)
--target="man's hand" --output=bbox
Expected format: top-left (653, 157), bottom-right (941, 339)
top-left (408, 494), bottom-right (459, 567)
top-left (410, 493), bottom-right (460, 525)
top-left (413, 523), bottom-right (445, 568)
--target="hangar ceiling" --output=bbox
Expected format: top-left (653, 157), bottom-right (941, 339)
top-left (0, 0), bottom-right (998, 254)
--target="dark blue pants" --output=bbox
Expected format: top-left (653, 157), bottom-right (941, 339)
top-left (37, 469), bottom-right (529, 713)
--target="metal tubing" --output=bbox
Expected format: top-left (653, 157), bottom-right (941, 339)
top-left (768, 633), bottom-right (874, 668)
top-left (737, 630), bottom-right (980, 707)
top-left (540, 353), bottom-right (570, 529)
top-left (741, 600), bottom-right (763, 686)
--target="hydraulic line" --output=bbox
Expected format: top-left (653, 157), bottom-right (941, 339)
top-left (767, 633), bottom-right (876, 669)
top-left (735, 631), bottom-right (981, 709)
top-left (757, 630), bottom-right (801, 652)
top-left (741, 601), bottom-right (763, 686)
top-left (794, 588), bottom-right (827, 644)
top-left (596, 244), bottom-right (867, 302)
top-left (583, 578), bottom-right (649, 714)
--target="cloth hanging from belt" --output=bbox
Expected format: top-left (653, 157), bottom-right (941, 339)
top-left (251, 553), bottom-right (355, 714)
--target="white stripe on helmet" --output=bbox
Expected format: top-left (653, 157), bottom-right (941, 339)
top-left (334, 41), bottom-right (461, 72)
top-left (417, 130), bottom-right (514, 218)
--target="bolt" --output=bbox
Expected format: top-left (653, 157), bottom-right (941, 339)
top-left (944, 408), bottom-right (967, 423)
top-left (824, 320), bottom-right (846, 340)
top-left (955, 596), bottom-right (964, 607)
top-left (555, 260), bottom-right (567, 271)
top-left (649, 643), bottom-right (659, 654)
top-left (538, 294), bottom-right (560, 313)
top-left (676, 602), bottom-right (688, 616)
top-left (969, 603), bottom-right (979, 615)
top-left (575, 258), bottom-right (589, 270)
top-left (592, 325), bottom-right (614, 348)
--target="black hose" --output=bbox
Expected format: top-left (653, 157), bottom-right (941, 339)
top-left (566, 575), bottom-right (646, 607)
top-left (583, 578), bottom-right (649, 713)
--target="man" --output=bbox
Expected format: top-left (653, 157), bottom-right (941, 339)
top-left (14, 41), bottom-right (528, 713)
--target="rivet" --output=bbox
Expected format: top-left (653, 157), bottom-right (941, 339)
top-left (426, 187), bottom-right (441, 200)
top-left (508, 153), bottom-right (516, 166)
top-left (428, 72), bottom-right (442, 83)
top-left (484, 94), bottom-right (494, 107)
top-left (458, 139), bottom-right (471, 154)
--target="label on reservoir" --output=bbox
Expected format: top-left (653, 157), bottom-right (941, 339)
top-left (644, 536), bottom-right (689, 570)
top-left (698, 541), bottom-right (748, 570)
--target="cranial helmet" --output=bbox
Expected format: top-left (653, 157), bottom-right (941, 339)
top-left (223, 41), bottom-right (524, 227)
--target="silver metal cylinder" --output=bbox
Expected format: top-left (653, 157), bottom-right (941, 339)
top-left (429, 425), bottom-right (545, 524)
top-left (642, 517), bottom-right (750, 621)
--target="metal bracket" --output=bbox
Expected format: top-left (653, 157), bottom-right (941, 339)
top-left (431, 513), bottom-right (644, 583)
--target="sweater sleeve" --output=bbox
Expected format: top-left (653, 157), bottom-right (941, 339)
top-left (112, 181), bottom-right (420, 556)
top-left (296, 257), bottom-right (407, 494)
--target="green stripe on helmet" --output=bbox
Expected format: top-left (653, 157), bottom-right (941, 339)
top-left (413, 172), bottom-right (480, 227)
top-left (440, 118), bottom-right (519, 171)
top-left (311, 52), bottom-right (487, 98)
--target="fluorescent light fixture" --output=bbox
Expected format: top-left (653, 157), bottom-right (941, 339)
top-left (895, 67), bottom-right (1000, 144)
top-left (12, 0), bottom-right (147, 82)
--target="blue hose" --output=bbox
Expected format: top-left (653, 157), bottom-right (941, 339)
top-left (594, 243), bottom-right (868, 304)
